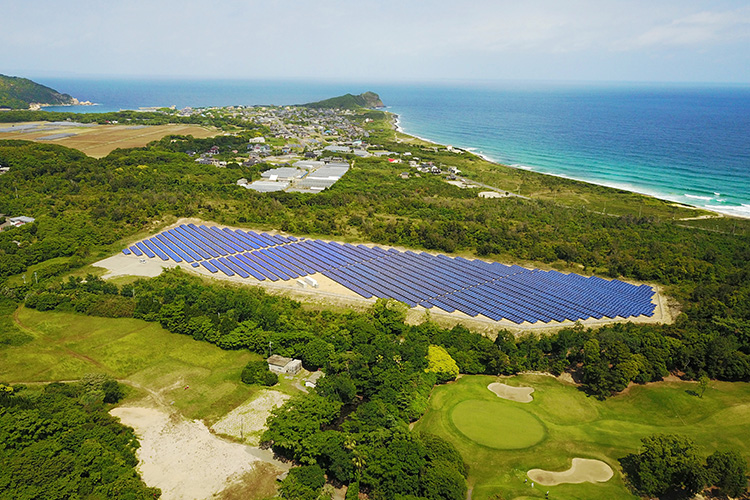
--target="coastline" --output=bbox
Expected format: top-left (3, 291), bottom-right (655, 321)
top-left (390, 110), bottom-right (748, 220)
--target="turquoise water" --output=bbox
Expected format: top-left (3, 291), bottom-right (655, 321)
top-left (39, 78), bottom-right (750, 217)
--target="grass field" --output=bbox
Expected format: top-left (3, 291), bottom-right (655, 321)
top-left (451, 400), bottom-right (546, 449)
top-left (0, 122), bottom-right (218, 158)
top-left (0, 306), bottom-right (269, 422)
top-left (414, 374), bottom-right (750, 500)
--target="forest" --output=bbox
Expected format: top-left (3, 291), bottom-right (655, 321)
top-left (0, 378), bottom-right (160, 499)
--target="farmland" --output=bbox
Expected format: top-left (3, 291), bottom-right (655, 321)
top-left (0, 121), bottom-right (217, 157)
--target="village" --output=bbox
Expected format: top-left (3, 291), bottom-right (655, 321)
top-left (181, 103), bottom-right (515, 197)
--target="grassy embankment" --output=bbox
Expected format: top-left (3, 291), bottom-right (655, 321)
top-left (414, 374), bottom-right (750, 500)
top-left (0, 306), bottom-right (304, 423)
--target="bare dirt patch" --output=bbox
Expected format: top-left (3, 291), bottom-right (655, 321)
top-left (96, 253), bottom-right (177, 279)
top-left (487, 382), bottom-right (534, 403)
top-left (211, 390), bottom-right (291, 445)
top-left (111, 406), bottom-right (274, 500)
top-left (527, 458), bottom-right (614, 486)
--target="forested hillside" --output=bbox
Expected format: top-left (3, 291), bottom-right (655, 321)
top-left (0, 75), bottom-right (74, 109)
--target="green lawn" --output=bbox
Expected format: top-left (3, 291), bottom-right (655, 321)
top-left (413, 374), bottom-right (750, 500)
top-left (0, 306), bottom-right (270, 423)
top-left (450, 400), bottom-right (546, 450)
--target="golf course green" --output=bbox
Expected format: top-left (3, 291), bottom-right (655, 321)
top-left (414, 374), bottom-right (750, 500)
top-left (451, 399), bottom-right (545, 449)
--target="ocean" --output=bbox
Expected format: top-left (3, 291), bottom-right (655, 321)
top-left (39, 78), bottom-right (750, 217)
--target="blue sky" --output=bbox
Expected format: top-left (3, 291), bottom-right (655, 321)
top-left (3, 0), bottom-right (750, 83)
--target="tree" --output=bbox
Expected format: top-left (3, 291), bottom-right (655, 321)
top-left (698, 373), bottom-right (709, 398)
top-left (706, 450), bottom-right (748, 497)
top-left (302, 338), bottom-right (335, 370)
top-left (241, 360), bottom-right (278, 386)
top-left (425, 345), bottom-right (459, 384)
top-left (622, 434), bottom-right (707, 497)
top-left (279, 465), bottom-right (326, 500)
top-left (262, 395), bottom-right (343, 459)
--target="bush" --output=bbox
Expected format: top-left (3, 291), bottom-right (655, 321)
top-left (241, 360), bottom-right (278, 386)
top-left (280, 465), bottom-right (326, 500)
top-left (425, 345), bottom-right (459, 384)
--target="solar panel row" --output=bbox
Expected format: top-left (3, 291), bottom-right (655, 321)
top-left (123, 225), bottom-right (656, 324)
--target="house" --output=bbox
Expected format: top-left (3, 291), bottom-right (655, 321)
top-left (267, 355), bottom-right (302, 375)
top-left (1, 216), bottom-right (35, 231)
top-left (305, 370), bottom-right (325, 389)
top-left (248, 137), bottom-right (266, 144)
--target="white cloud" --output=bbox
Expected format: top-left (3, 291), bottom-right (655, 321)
top-left (619, 8), bottom-right (750, 50)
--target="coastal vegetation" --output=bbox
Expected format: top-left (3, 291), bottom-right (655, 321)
top-left (1, 100), bottom-right (749, 498)
top-left (0, 74), bottom-right (75, 109)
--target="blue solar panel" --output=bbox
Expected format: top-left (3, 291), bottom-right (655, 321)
top-left (124, 225), bottom-right (656, 323)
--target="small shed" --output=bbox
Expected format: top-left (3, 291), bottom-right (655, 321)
top-left (304, 370), bottom-right (325, 389)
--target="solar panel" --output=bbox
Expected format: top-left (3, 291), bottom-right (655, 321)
top-left (124, 225), bottom-right (656, 323)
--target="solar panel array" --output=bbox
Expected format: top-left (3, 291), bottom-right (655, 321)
top-left (123, 224), bottom-right (656, 324)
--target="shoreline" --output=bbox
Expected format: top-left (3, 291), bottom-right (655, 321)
top-left (390, 111), bottom-right (749, 220)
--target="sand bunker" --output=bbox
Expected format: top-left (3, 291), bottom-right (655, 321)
top-left (487, 382), bottom-right (534, 403)
top-left (111, 406), bottom-right (265, 500)
top-left (211, 390), bottom-right (291, 445)
top-left (528, 458), bottom-right (614, 486)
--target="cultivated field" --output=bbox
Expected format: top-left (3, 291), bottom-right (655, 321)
top-left (0, 121), bottom-right (218, 157)
top-left (413, 374), bottom-right (750, 500)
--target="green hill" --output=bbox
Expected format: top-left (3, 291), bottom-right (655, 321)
top-left (0, 74), bottom-right (75, 109)
top-left (302, 91), bottom-right (384, 109)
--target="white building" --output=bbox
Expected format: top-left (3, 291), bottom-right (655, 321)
top-left (267, 355), bottom-right (302, 375)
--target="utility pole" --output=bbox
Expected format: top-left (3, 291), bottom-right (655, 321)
top-left (268, 341), bottom-right (273, 358)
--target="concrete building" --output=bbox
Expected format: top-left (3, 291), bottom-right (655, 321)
top-left (267, 355), bottom-right (302, 375)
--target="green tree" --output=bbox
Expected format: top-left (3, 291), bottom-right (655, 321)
top-left (302, 338), bottom-right (335, 370)
top-left (622, 434), bottom-right (707, 497)
top-left (241, 360), bottom-right (278, 386)
top-left (706, 450), bottom-right (748, 497)
top-left (698, 373), bottom-right (709, 398)
top-left (425, 345), bottom-right (459, 384)
top-left (279, 465), bottom-right (326, 500)
top-left (262, 395), bottom-right (343, 459)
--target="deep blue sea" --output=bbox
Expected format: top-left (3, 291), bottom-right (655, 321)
top-left (39, 78), bottom-right (750, 217)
